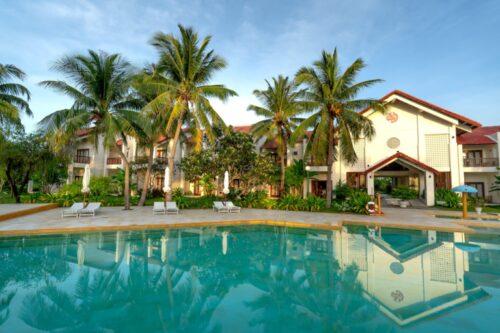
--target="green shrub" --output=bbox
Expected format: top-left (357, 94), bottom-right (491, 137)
top-left (239, 190), bottom-right (268, 208)
top-left (333, 189), bottom-right (371, 214)
top-left (333, 181), bottom-right (351, 201)
top-left (275, 195), bottom-right (304, 211)
top-left (305, 195), bottom-right (326, 212)
top-left (392, 186), bottom-right (418, 200)
top-left (435, 188), bottom-right (460, 208)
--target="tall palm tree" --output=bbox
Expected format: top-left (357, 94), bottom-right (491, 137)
top-left (293, 49), bottom-right (385, 207)
top-left (132, 68), bottom-right (173, 206)
top-left (38, 50), bottom-right (140, 209)
top-left (145, 24), bottom-right (237, 199)
top-left (0, 64), bottom-right (32, 126)
top-left (248, 75), bottom-right (307, 197)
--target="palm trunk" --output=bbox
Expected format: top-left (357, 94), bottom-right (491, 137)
top-left (326, 116), bottom-right (335, 208)
top-left (279, 135), bottom-right (288, 197)
top-left (138, 144), bottom-right (154, 206)
top-left (117, 145), bottom-right (131, 210)
top-left (167, 110), bottom-right (186, 201)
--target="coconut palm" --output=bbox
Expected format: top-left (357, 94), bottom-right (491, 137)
top-left (145, 24), bottom-right (237, 199)
top-left (0, 64), bottom-right (32, 127)
top-left (38, 50), bottom-right (141, 209)
top-left (248, 76), bottom-right (307, 197)
top-left (131, 68), bottom-right (173, 206)
top-left (293, 49), bottom-right (385, 207)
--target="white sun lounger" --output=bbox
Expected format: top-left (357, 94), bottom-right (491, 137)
top-left (213, 201), bottom-right (230, 213)
top-left (153, 202), bottom-right (166, 215)
top-left (62, 203), bottom-right (84, 218)
top-left (166, 201), bottom-right (179, 214)
top-left (226, 201), bottom-right (241, 213)
top-left (78, 202), bottom-right (101, 217)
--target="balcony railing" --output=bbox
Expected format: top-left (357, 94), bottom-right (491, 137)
top-left (155, 156), bottom-right (168, 164)
top-left (107, 157), bottom-right (122, 165)
top-left (463, 157), bottom-right (498, 167)
top-left (75, 156), bottom-right (90, 164)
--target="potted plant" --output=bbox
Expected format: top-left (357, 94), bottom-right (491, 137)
top-left (474, 196), bottom-right (485, 215)
top-left (392, 186), bottom-right (418, 208)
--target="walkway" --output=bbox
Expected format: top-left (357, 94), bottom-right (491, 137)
top-left (1, 206), bottom-right (497, 236)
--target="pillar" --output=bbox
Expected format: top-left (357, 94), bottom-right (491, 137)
top-left (367, 172), bottom-right (375, 195)
top-left (425, 171), bottom-right (435, 206)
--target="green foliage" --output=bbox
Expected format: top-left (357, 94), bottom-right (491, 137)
top-left (391, 186), bottom-right (418, 200)
top-left (181, 128), bottom-right (278, 193)
top-left (239, 190), bottom-right (269, 208)
top-left (0, 63), bottom-right (32, 126)
top-left (285, 159), bottom-right (317, 193)
top-left (374, 177), bottom-right (392, 194)
top-left (304, 195), bottom-right (326, 212)
top-left (435, 188), bottom-right (460, 208)
top-left (333, 181), bottom-right (351, 201)
top-left (333, 189), bottom-right (371, 214)
top-left (491, 175), bottom-right (500, 192)
top-left (274, 194), bottom-right (326, 212)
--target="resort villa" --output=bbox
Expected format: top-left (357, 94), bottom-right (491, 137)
top-left (67, 90), bottom-right (500, 206)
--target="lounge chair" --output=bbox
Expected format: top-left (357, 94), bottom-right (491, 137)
top-left (78, 202), bottom-right (101, 217)
top-left (166, 201), bottom-right (180, 214)
top-left (153, 202), bottom-right (166, 215)
top-left (62, 203), bottom-right (84, 218)
top-left (226, 201), bottom-right (241, 213)
top-left (213, 201), bottom-right (229, 213)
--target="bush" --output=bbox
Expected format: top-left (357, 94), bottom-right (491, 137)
top-left (392, 186), bottom-right (418, 200)
top-left (333, 189), bottom-right (371, 214)
top-left (333, 181), bottom-right (351, 201)
top-left (239, 190), bottom-right (268, 208)
top-left (435, 188), bottom-right (460, 208)
top-left (305, 195), bottom-right (326, 212)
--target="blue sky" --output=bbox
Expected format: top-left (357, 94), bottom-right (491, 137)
top-left (1, 0), bottom-right (499, 131)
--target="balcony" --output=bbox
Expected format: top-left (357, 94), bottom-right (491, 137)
top-left (107, 157), bottom-right (122, 165)
top-left (155, 156), bottom-right (168, 164)
top-left (463, 157), bottom-right (498, 167)
top-left (74, 156), bottom-right (90, 164)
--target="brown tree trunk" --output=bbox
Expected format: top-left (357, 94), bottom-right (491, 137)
top-left (167, 110), bottom-right (186, 201)
top-left (279, 135), bottom-right (288, 197)
top-left (138, 145), bottom-right (154, 206)
top-left (117, 145), bottom-right (131, 210)
top-left (326, 116), bottom-right (335, 208)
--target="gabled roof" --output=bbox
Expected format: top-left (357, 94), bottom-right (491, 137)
top-left (365, 151), bottom-right (440, 174)
top-left (360, 90), bottom-right (481, 128)
top-left (457, 126), bottom-right (499, 145)
top-left (233, 125), bottom-right (252, 133)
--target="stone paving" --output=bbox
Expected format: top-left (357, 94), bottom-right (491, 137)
top-left (1, 205), bottom-right (497, 236)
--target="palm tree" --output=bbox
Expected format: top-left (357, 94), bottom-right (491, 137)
top-left (38, 50), bottom-right (140, 209)
top-left (248, 76), bottom-right (307, 197)
top-left (0, 64), bottom-right (32, 127)
top-left (145, 24), bottom-right (237, 199)
top-left (131, 69), bottom-right (173, 206)
top-left (293, 49), bottom-right (385, 207)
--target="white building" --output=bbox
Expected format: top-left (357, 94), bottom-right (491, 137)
top-left (67, 90), bottom-right (499, 205)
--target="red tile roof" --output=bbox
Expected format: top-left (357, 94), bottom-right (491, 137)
top-left (457, 126), bottom-right (499, 145)
top-left (365, 151), bottom-right (440, 174)
top-left (233, 125), bottom-right (252, 133)
top-left (76, 128), bottom-right (92, 137)
top-left (360, 90), bottom-right (481, 128)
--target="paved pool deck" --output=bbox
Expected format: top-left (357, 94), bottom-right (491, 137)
top-left (0, 205), bottom-right (498, 236)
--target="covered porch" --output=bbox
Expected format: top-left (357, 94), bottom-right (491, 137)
top-left (364, 152), bottom-right (439, 206)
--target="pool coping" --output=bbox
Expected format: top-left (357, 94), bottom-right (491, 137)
top-left (0, 216), bottom-right (480, 237)
top-left (0, 203), bottom-right (58, 222)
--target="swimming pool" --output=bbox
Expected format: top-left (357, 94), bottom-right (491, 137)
top-left (0, 225), bottom-right (499, 332)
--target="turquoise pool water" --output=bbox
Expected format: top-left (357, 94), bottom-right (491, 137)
top-left (0, 225), bottom-right (499, 332)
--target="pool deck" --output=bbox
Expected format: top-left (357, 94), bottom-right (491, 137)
top-left (0, 205), bottom-right (498, 236)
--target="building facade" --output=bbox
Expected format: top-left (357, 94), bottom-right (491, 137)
top-left (67, 90), bottom-right (500, 205)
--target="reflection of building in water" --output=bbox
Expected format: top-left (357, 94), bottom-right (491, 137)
top-left (466, 233), bottom-right (500, 288)
top-left (332, 227), bottom-right (489, 326)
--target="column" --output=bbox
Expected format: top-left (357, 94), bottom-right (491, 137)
top-left (425, 171), bottom-right (435, 206)
top-left (367, 172), bottom-right (375, 195)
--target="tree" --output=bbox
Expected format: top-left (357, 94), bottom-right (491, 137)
top-left (180, 128), bottom-right (277, 194)
top-left (0, 133), bottom-right (65, 202)
top-left (131, 68), bottom-right (172, 206)
top-left (38, 50), bottom-right (140, 209)
top-left (285, 159), bottom-right (317, 195)
top-left (248, 76), bottom-right (307, 197)
top-left (491, 174), bottom-right (500, 192)
top-left (0, 64), bottom-right (32, 131)
top-left (145, 24), bottom-right (237, 200)
top-left (293, 49), bottom-right (384, 207)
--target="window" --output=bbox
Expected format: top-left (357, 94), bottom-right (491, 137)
top-left (464, 150), bottom-right (483, 167)
top-left (465, 182), bottom-right (485, 197)
top-left (75, 149), bottom-right (90, 163)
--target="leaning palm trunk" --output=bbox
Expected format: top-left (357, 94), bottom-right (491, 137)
top-left (138, 145), bottom-right (154, 206)
top-left (117, 146), bottom-right (131, 210)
